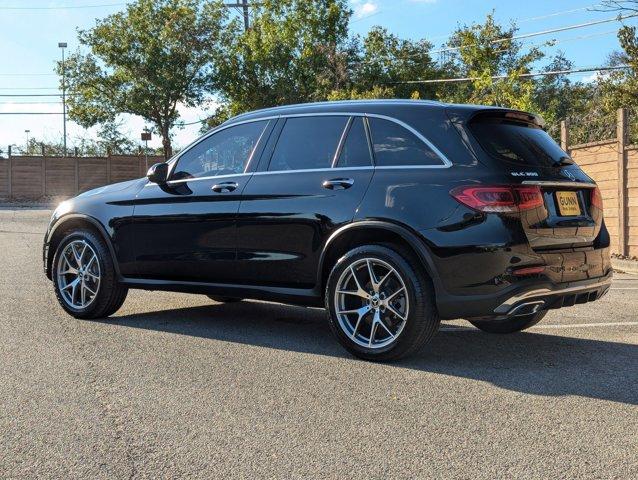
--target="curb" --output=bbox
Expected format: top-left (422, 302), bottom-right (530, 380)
top-left (612, 258), bottom-right (638, 275)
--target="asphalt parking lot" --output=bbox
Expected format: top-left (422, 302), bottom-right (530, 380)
top-left (0, 207), bottom-right (636, 479)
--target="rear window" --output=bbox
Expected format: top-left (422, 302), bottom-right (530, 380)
top-left (368, 117), bottom-right (445, 167)
top-left (469, 116), bottom-right (569, 168)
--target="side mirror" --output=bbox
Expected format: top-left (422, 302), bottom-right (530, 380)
top-left (146, 162), bottom-right (169, 184)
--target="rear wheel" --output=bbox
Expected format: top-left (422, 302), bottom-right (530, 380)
top-left (207, 295), bottom-right (243, 303)
top-left (52, 230), bottom-right (128, 319)
top-left (468, 310), bottom-right (547, 334)
top-left (325, 244), bottom-right (439, 361)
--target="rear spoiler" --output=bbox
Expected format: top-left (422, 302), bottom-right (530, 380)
top-left (446, 107), bottom-right (546, 129)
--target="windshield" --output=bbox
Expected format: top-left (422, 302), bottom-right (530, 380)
top-left (469, 117), bottom-right (569, 168)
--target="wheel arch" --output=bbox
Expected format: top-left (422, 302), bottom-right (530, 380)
top-left (317, 221), bottom-right (442, 297)
top-left (45, 214), bottom-right (120, 280)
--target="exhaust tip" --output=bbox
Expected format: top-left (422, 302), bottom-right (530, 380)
top-left (508, 300), bottom-right (545, 317)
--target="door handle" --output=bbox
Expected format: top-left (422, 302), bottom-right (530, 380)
top-left (212, 181), bottom-right (239, 193)
top-left (322, 178), bottom-right (355, 190)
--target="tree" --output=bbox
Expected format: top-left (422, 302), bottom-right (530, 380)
top-left (211, 0), bottom-right (351, 124)
top-left (96, 121), bottom-right (137, 155)
top-left (331, 26), bottom-right (441, 100)
top-left (58, 0), bottom-right (226, 158)
top-left (531, 53), bottom-right (591, 127)
top-left (439, 14), bottom-right (544, 110)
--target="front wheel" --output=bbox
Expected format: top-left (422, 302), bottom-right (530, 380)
top-left (468, 310), bottom-right (547, 334)
top-left (325, 244), bottom-right (440, 362)
top-left (52, 229), bottom-right (128, 319)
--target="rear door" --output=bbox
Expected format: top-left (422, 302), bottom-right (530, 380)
top-left (131, 119), bottom-right (272, 282)
top-left (467, 111), bottom-right (609, 281)
top-left (234, 115), bottom-right (374, 288)
top-left (467, 112), bottom-right (603, 247)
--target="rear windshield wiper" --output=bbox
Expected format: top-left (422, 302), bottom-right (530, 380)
top-left (553, 156), bottom-right (574, 167)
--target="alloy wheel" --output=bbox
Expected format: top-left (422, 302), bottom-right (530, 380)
top-left (334, 257), bottom-right (409, 349)
top-left (56, 240), bottom-right (101, 309)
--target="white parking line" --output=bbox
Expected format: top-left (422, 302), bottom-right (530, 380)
top-left (441, 321), bottom-right (638, 332)
top-left (532, 321), bottom-right (638, 329)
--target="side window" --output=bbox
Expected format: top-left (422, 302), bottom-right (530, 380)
top-left (268, 116), bottom-right (348, 171)
top-left (368, 117), bottom-right (444, 166)
top-left (336, 117), bottom-right (372, 168)
top-left (172, 121), bottom-right (267, 180)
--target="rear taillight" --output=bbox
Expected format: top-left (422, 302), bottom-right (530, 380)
top-left (450, 185), bottom-right (544, 213)
top-left (591, 186), bottom-right (603, 210)
top-left (512, 266), bottom-right (546, 276)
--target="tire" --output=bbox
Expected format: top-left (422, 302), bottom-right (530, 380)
top-left (325, 244), bottom-right (440, 361)
top-left (52, 229), bottom-right (128, 319)
top-left (468, 310), bottom-right (547, 334)
top-left (207, 295), bottom-right (243, 303)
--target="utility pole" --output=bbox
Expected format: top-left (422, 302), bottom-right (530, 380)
top-left (224, 2), bottom-right (258, 31)
top-left (241, 0), bottom-right (249, 31)
top-left (25, 130), bottom-right (30, 154)
top-left (58, 42), bottom-right (68, 157)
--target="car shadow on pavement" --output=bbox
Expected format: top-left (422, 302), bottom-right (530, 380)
top-left (108, 300), bottom-right (638, 406)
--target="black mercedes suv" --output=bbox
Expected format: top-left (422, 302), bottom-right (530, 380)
top-left (43, 100), bottom-right (612, 361)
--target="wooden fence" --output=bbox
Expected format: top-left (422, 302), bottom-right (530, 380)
top-left (564, 108), bottom-right (638, 257)
top-left (0, 154), bottom-right (164, 201)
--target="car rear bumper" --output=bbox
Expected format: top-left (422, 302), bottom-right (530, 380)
top-left (492, 273), bottom-right (612, 316)
top-left (436, 271), bottom-right (613, 320)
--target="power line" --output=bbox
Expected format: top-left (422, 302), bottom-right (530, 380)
top-left (0, 94), bottom-right (70, 97)
top-left (518, 4), bottom-right (604, 23)
top-left (180, 117), bottom-right (213, 126)
top-left (0, 73), bottom-right (56, 76)
top-left (348, 13), bottom-right (637, 67)
top-left (425, 3), bottom-right (605, 42)
top-left (0, 2), bottom-right (126, 10)
top-left (0, 87), bottom-right (61, 91)
top-left (429, 13), bottom-right (638, 56)
top-left (0, 101), bottom-right (61, 104)
top-left (388, 65), bottom-right (630, 85)
top-left (0, 112), bottom-right (63, 115)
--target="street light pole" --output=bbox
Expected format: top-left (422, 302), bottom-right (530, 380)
top-left (25, 130), bottom-right (30, 154)
top-left (58, 42), bottom-right (68, 157)
top-left (141, 128), bottom-right (152, 171)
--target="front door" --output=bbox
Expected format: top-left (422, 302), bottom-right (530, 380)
top-left (131, 119), bottom-right (273, 283)
top-left (235, 115), bottom-right (374, 288)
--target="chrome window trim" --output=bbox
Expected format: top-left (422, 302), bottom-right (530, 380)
top-left (168, 110), bottom-right (452, 179)
top-left (253, 166), bottom-right (374, 176)
top-left (331, 116), bottom-right (354, 168)
top-left (167, 116), bottom-right (279, 177)
top-left (365, 113), bottom-right (452, 168)
top-left (522, 180), bottom-right (596, 189)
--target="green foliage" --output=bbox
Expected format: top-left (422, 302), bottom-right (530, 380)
top-left (212, 0), bottom-right (351, 119)
top-left (439, 13), bottom-right (544, 110)
top-left (57, 2), bottom-right (638, 150)
top-left (59, 0), bottom-right (227, 158)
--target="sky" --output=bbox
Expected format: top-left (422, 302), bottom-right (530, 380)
top-left (0, 0), bottom-right (636, 154)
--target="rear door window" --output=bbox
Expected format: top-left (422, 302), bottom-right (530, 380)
top-left (336, 117), bottom-right (373, 168)
top-left (268, 116), bottom-right (348, 171)
top-left (368, 117), bottom-right (445, 166)
top-left (469, 116), bottom-right (569, 168)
